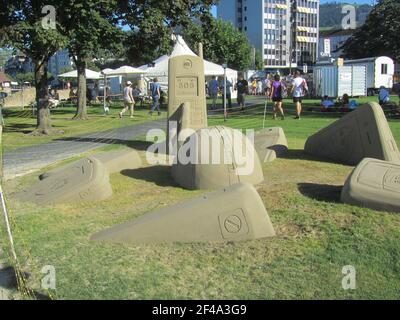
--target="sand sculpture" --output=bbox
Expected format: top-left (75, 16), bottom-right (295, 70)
top-left (254, 127), bottom-right (288, 162)
top-left (17, 157), bottom-right (112, 204)
top-left (39, 150), bottom-right (142, 180)
top-left (304, 102), bottom-right (400, 165)
top-left (341, 158), bottom-right (400, 212)
top-left (91, 182), bottom-right (275, 244)
top-left (167, 55), bottom-right (208, 153)
top-left (171, 126), bottom-right (264, 190)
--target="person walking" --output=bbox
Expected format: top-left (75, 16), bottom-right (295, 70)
top-left (149, 78), bottom-right (161, 116)
top-left (221, 78), bottom-right (233, 110)
top-left (119, 81), bottom-right (135, 118)
top-left (208, 76), bottom-right (219, 110)
top-left (290, 70), bottom-right (308, 119)
top-left (270, 74), bottom-right (285, 120)
top-left (251, 78), bottom-right (257, 95)
top-left (235, 76), bottom-right (248, 111)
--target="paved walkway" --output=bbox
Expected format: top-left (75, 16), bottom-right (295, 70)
top-left (3, 119), bottom-right (165, 180)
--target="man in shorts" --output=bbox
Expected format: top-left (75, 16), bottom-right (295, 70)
top-left (290, 70), bottom-right (308, 119)
top-left (235, 75), bottom-right (248, 111)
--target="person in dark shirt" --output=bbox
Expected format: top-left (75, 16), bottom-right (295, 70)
top-left (235, 76), bottom-right (248, 110)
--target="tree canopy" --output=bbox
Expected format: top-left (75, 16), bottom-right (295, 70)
top-left (341, 0), bottom-right (400, 62)
top-left (2, 0), bottom-right (68, 134)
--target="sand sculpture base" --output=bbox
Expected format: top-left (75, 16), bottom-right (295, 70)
top-left (341, 158), bottom-right (400, 212)
top-left (304, 102), bottom-right (400, 165)
top-left (91, 182), bottom-right (275, 244)
top-left (39, 150), bottom-right (142, 180)
top-left (17, 157), bottom-right (112, 204)
top-left (254, 127), bottom-right (288, 162)
top-left (172, 126), bottom-right (264, 190)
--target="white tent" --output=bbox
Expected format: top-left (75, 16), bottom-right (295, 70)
top-left (102, 66), bottom-right (147, 77)
top-left (58, 68), bottom-right (102, 80)
top-left (138, 35), bottom-right (238, 97)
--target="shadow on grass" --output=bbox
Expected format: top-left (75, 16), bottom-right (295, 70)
top-left (4, 123), bottom-right (34, 134)
top-left (298, 182), bottom-right (343, 203)
top-left (4, 123), bottom-right (67, 134)
top-left (121, 165), bottom-right (178, 187)
top-left (0, 265), bottom-right (51, 300)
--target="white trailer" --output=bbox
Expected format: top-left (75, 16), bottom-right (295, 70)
top-left (344, 56), bottom-right (394, 95)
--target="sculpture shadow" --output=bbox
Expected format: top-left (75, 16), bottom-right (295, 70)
top-left (298, 183), bottom-right (343, 203)
top-left (0, 265), bottom-right (51, 300)
top-left (280, 149), bottom-right (349, 165)
top-left (121, 165), bottom-right (178, 187)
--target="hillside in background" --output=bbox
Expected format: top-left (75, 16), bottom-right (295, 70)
top-left (319, 2), bottom-right (373, 29)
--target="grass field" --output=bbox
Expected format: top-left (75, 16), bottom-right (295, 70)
top-left (1, 97), bottom-right (400, 299)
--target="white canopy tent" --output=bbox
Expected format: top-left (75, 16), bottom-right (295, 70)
top-left (58, 68), bottom-right (103, 80)
top-left (138, 35), bottom-right (238, 98)
top-left (102, 66), bottom-right (147, 77)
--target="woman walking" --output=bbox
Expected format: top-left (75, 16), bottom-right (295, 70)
top-left (269, 74), bottom-right (285, 120)
top-left (119, 81), bottom-right (135, 118)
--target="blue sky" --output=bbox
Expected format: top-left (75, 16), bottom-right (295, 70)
top-left (212, 0), bottom-right (375, 16)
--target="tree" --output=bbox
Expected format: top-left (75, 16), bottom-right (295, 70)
top-left (183, 18), bottom-right (253, 71)
top-left (121, 0), bottom-right (215, 66)
top-left (341, 0), bottom-right (400, 62)
top-left (1, 1), bottom-right (68, 134)
top-left (57, 0), bottom-right (125, 119)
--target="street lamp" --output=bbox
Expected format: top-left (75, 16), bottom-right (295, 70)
top-left (18, 55), bottom-right (26, 109)
top-left (222, 63), bottom-right (227, 122)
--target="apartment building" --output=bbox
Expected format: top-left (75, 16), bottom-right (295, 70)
top-left (217, 0), bottom-right (319, 69)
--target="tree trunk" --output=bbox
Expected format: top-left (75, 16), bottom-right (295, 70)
top-left (34, 60), bottom-right (52, 134)
top-left (74, 57), bottom-right (88, 120)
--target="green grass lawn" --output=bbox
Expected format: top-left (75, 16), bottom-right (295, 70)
top-left (1, 97), bottom-right (400, 299)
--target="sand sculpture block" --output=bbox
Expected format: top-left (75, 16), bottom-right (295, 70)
top-left (91, 182), bottom-right (275, 244)
top-left (39, 150), bottom-right (142, 180)
top-left (304, 102), bottom-right (400, 165)
top-left (341, 158), bottom-right (400, 212)
top-left (167, 55), bottom-right (208, 153)
top-left (91, 150), bottom-right (142, 174)
top-left (18, 157), bottom-right (112, 204)
top-left (254, 127), bottom-right (288, 162)
top-left (171, 126), bottom-right (264, 190)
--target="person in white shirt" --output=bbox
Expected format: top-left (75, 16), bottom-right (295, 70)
top-left (290, 70), bottom-right (308, 119)
top-left (119, 81), bottom-right (135, 118)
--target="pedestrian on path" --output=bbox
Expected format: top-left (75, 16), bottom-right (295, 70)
top-left (235, 76), bottom-right (248, 111)
top-left (270, 74), bottom-right (285, 120)
top-left (208, 76), bottom-right (219, 110)
top-left (149, 78), bottom-right (161, 116)
top-left (290, 71), bottom-right (308, 119)
top-left (119, 81), bottom-right (135, 118)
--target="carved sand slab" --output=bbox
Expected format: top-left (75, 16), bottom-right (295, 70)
top-left (17, 157), bottom-right (112, 204)
top-left (305, 102), bottom-right (400, 165)
top-left (172, 126), bottom-right (264, 190)
top-left (254, 127), bottom-right (288, 162)
top-left (91, 182), bottom-right (275, 244)
top-left (341, 158), bottom-right (400, 212)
